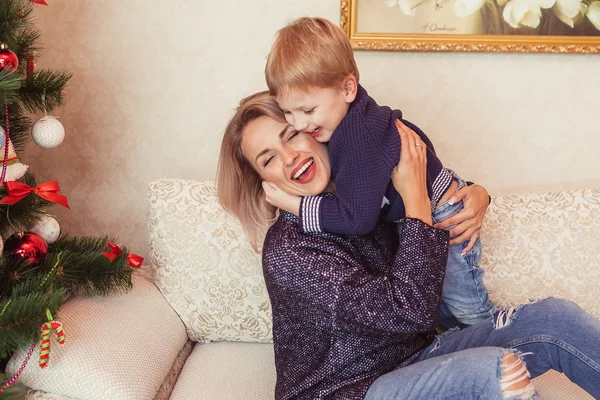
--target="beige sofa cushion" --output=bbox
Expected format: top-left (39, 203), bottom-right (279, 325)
top-left (147, 179), bottom-right (272, 343)
top-left (168, 341), bottom-right (589, 400)
top-left (532, 371), bottom-right (593, 399)
top-left (482, 188), bottom-right (600, 318)
top-left (6, 274), bottom-right (189, 400)
top-left (169, 342), bottom-right (276, 400)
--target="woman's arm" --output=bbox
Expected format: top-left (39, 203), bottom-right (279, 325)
top-left (262, 217), bottom-right (448, 336)
top-left (390, 119), bottom-right (432, 225)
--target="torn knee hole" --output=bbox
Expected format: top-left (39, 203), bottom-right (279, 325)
top-left (500, 352), bottom-right (536, 399)
top-left (495, 306), bottom-right (518, 329)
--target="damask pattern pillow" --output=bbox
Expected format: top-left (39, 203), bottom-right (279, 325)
top-left (481, 187), bottom-right (600, 318)
top-left (147, 179), bottom-right (272, 343)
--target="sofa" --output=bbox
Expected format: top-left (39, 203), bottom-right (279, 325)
top-left (6, 179), bottom-right (599, 400)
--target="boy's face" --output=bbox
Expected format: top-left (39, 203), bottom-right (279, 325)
top-left (277, 84), bottom-right (354, 143)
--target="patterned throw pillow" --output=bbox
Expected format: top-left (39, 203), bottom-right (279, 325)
top-left (147, 179), bottom-right (272, 343)
top-left (481, 187), bottom-right (600, 318)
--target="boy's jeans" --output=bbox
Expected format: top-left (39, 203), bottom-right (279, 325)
top-left (398, 178), bottom-right (496, 327)
top-left (364, 298), bottom-right (600, 399)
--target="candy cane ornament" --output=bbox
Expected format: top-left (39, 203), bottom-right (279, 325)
top-left (38, 310), bottom-right (66, 369)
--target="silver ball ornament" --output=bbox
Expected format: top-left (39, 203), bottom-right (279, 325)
top-left (31, 215), bottom-right (61, 244)
top-left (32, 116), bottom-right (65, 149)
top-left (0, 125), bottom-right (5, 151)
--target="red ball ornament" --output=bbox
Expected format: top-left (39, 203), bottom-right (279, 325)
top-left (3, 232), bottom-right (48, 267)
top-left (0, 44), bottom-right (19, 72)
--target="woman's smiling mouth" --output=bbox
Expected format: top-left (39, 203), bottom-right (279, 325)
top-left (291, 158), bottom-right (315, 183)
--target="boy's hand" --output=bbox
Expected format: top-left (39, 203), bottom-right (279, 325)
top-left (262, 181), bottom-right (301, 216)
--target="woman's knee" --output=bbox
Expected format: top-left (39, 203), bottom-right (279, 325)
top-left (500, 351), bottom-right (537, 399)
top-left (494, 297), bottom-right (588, 331)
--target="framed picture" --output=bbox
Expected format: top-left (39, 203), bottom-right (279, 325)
top-left (340, 0), bottom-right (600, 52)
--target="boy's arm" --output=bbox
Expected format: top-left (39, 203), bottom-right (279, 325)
top-left (300, 120), bottom-right (395, 235)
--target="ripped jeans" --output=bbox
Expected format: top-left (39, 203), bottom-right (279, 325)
top-left (364, 298), bottom-right (600, 400)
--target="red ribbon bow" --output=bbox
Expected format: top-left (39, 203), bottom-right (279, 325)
top-left (29, 0), bottom-right (48, 5)
top-left (0, 180), bottom-right (70, 208)
top-left (102, 242), bottom-right (144, 268)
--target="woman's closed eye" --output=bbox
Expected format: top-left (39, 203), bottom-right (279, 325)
top-left (303, 108), bottom-right (315, 115)
top-left (286, 130), bottom-right (300, 142)
top-left (263, 155), bottom-right (275, 168)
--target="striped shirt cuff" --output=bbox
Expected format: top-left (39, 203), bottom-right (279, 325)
top-left (300, 196), bottom-right (323, 233)
top-left (430, 168), bottom-right (454, 212)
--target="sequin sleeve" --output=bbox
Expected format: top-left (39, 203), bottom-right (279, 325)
top-left (263, 217), bottom-right (449, 336)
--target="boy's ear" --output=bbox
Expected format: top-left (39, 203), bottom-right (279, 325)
top-left (341, 74), bottom-right (358, 103)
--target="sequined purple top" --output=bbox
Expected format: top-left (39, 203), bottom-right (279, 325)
top-left (262, 199), bottom-right (449, 400)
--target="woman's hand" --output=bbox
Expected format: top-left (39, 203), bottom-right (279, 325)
top-left (391, 120), bottom-right (432, 226)
top-left (434, 185), bottom-right (490, 253)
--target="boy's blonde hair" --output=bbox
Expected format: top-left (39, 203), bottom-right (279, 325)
top-left (265, 17), bottom-right (359, 97)
top-left (216, 91), bottom-right (282, 251)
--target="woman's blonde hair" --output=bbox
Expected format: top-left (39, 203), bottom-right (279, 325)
top-left (265, 17), bottom-right (359, 98)
top-left (216, 91), bottom-right (284, 251)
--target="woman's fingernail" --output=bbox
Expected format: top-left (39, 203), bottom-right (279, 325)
top-left (448, 198), bottom-right (455, 205)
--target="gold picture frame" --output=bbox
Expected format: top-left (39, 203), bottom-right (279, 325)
top-left (340, 0), bottom-right (600, 53)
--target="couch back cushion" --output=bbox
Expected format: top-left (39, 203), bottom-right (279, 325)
top-left (481, 187), bottom-right (600, 318)
top-left (147, 179), bottom-right (272, 343)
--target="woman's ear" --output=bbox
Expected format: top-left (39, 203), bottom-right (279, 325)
top-left (341, 74), bottom-right (358, 103)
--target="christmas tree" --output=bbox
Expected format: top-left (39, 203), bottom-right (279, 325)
top-left (0, 1), bottom-right (139, 397)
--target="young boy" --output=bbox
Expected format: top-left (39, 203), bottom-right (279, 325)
top-left (263, 17), bottom-right (495, 327)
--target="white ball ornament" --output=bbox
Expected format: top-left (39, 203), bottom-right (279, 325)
top-left (32, 116), bottom-right (65, 149)
top-left (32, 215), bottom-right (61, 244)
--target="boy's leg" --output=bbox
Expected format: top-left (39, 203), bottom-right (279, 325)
top-left (443, 235), bottom-right (496, 325)
top-left (364, 347), bottom-right (537, 400)
top-left (419, 298), bottom-right (600, 398)
top-left (433, 180), bottom-right (496, 326)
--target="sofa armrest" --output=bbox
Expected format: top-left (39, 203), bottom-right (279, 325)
top-left (7, 272), bottom-right (189, 400)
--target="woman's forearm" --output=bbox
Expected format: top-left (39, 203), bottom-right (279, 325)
top-left (403, 196), bottom-right (433, 226)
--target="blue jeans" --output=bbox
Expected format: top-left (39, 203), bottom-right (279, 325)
top-left (433, 179), bottom-right (496, 327)
top-left (397, 179), bottom-right (496, 327)
top-left (364, 298), bottom-right (600, 399)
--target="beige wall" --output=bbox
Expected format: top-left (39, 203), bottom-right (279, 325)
top-left (29, 1), bottom-right (600, 257)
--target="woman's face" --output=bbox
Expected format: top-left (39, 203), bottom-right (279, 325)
top-left (241, 115), bottom-right (331, 197)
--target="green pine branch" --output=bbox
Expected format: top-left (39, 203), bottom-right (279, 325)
top-left (0, 68), bottom-right (21, 104)
top-left (11, 26), bottom-right (41, 62)
top-left (2, 106), bottom-right (31, 155)
top-left (0, 1), bottom-right (33, 47)
top-left (46, 236), bottom-right (134, 296)
top-left (0, 278), bottom-right (65, 358)
top-left (0, 235), bottom-right (134, 299)
top-left (19, 69), bottom-right (72, 114)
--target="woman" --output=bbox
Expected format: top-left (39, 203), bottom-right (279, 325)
top-left (217, 91), bottom-right (600, 400)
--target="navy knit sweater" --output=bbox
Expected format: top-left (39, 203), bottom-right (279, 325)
top-left (299, 85), bottom-right (452, 235)
top-left (263, 204), bottom-right (449, 399)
